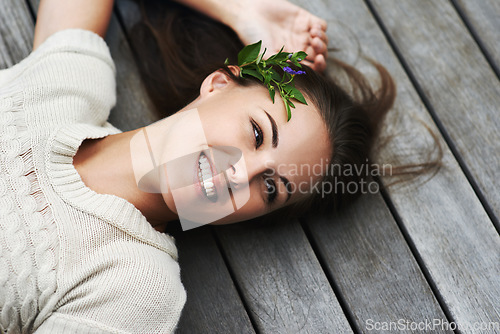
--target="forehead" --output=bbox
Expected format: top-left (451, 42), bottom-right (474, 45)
top-left (261, 90), bottom-right (331, 185)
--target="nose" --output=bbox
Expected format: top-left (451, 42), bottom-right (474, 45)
top-left (226, 151), bottom-right (273, 189)
top-left (210, 145), bottom-right (272, 190)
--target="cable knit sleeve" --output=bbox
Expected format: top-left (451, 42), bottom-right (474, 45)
top-left (5, 28), bottom-right (116, 129)
top-left (34, 243), bottom-right (186, 334)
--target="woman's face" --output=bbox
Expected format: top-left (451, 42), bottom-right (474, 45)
top-left (161, 69), bottom-right (331, 226)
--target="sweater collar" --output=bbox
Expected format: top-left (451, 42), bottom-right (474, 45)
top-left (46, 123), bottom-right (178, 261)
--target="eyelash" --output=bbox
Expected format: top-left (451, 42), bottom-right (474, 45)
top-left (251, 119), bottom-right (264, 149)
top-left (264, 178), bottom-right (277, 205)
top-left (251, 119), bottom-right (278, 205)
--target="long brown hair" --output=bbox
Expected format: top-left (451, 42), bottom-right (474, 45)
top-left (129, 0), bottom-right (440, 215)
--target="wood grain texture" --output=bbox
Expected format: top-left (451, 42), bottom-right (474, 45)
top-left (453, 0), bottom-right (500, 75)
top-left (355, 0), bottom-right (500, 332)
top-left (0, 0), bottom-right (34, 68)
top-left (28, 0), bottom-right (158, 131)
top-left (171, 226), bottom-right (255, 334)
top-left (306, 194), bottom-right (452, 334)
top-left (282, 0), bottom-right (457, 331)
top-left (368, 0), bottom-right (500, 227)
top-left (215, 219), bottom-right (353, 334)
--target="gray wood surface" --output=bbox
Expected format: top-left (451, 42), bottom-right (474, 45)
top-left (290, 0), bottom-right (469, 332)
top-left (362, 0), bottom-right (500, 332)
top-left (172, 226), bottom-right (255, 334)
top-left (306, 194), bottom-right (452, 334)
top-left (215, 219), bottom-right (353, 334)
top-left (369, 0), bottom-right (500, 228)
top-left (452, 0), bottom-right (500, 76)
top-left (0, 0), bottom-right (33, 68)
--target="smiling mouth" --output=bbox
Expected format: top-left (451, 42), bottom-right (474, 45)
top-left (197, 152), bottom-right (218, 202)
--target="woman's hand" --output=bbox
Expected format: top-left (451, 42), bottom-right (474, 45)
top-left (172, 0), bottom-right (328, 72)
top-left (230, 0), bottom-right (328, 72)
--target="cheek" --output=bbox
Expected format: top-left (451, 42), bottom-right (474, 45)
top-left (201, 115), bottom-right (243, 147)
top-left (210, 186), bottom-right (267, 224)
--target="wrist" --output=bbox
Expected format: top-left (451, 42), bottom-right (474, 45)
top-left (217, 0), bottom-right (253, 30)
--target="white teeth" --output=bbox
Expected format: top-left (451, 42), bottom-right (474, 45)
top-left (198, 154), bottom-right (216, 199)
top-left (201, 171), bottom-right (211, 181)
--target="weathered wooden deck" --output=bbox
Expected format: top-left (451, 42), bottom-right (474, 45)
top-left (1, 0), bottom-right (499, 333)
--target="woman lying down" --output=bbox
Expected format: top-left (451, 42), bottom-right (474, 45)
top-left (0, 0), bottom-right (397, 332)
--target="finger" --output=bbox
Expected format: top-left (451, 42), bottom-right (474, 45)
top-left (310, 28), bottom-right (328, 46)
top-left (304, 43), bottom-right (316, 61)
top-left (313, 18), bottom-right (328, 31)
top-left (301, 59), bottom-right (315, 69)
top-left (312, 36), bottom-right (327, 57)
top-left (314, 54), bottom-right (327, 72)
top-left (301, 54), bottom-right (326, 73)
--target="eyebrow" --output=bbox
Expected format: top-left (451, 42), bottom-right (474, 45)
top-left (261, 108), bottom-right (290, 202)
top-left (280, 176), bottom-right (292, 202)
top-left (263, 110), bottom-right (279, 148)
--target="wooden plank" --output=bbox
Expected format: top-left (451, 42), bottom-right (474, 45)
top-left (215, 219), bottom-right (353, 334)
top-left (368, 0), bottom-right (500, 228)
top-left (28, 0), bottom-right (157, 131)
top-left (452, 0), bottom-right (500, 75)
top-left (307, 194), bottom-right (453, 334)
top-left (0, 0), bottom-right (33, 68)
top-left (113, 1), bottom-right (258, 332)
top-left (340, 0), bottom-right (500, 332)
top-left (286, 1), bottom-right (452, 332)
top-left (170, 226), bottom-right (255, 334)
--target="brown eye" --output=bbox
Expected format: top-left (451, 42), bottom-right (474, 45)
top-left (251, 119), bottom-right (264, 149)
top-left (264, 177), bottom-right (277, 204)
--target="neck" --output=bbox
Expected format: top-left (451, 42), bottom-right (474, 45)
top-left (73, 127), bottom-right (178, 232)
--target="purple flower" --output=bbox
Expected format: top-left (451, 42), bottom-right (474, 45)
top-left (283, 66), bottom-right (306, 75)
top-left (288, 53), bottom-right (293, 59)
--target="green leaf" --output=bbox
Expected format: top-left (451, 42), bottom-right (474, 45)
top-left (291, 59), bottom-right (302, 68)
top-left (268, 86), bottom-right (276, 103)
top-left (295, 51), bottom-right (307, 60)
top-left (269, 68), bottom-right (281, 82)
top-left (224, 58), bottom-right (229, 65)
top-left (274, 52), bottom-right (290, 63)
top-left (288, 87), bottom-right (307, 104)
top-left (282, 84), bottom-right (293, 95)
top-left (238, 41), bottom-right (262, 66)
top-left (264, 72), bottom-right (272, 85)
top-left (288, 99), bottom-right (296, 108)
top-left (284, 98), bottom-right (292, 121)
top-left (267, 46), bottom-right (285, 61)
top-left (256, 48), bottom-right (266, 65)
top-left (241, 68), bottom-right (264, 81)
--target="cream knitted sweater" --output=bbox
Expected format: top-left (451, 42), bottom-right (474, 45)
top-left (0, 29), bottom-right (186, 333)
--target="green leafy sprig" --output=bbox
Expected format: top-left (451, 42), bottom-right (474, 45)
top-left (225, 41), bottom-right (308, 121)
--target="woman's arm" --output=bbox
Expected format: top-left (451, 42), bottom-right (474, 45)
top-left (33, 0), bottom-right (114, 50)
top-left (33, 0), bottom-right (328, 70)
